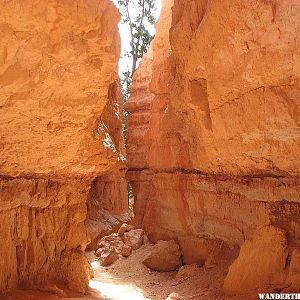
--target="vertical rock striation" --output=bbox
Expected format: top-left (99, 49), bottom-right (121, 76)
top-left (127, 0), bottom-right (174, 227)
top-left (127, 0), bottom-right (300, 293)
top-left (126, 48), bottom-right (154, 226)
top-left (0, 0), bottom-right (127, 294)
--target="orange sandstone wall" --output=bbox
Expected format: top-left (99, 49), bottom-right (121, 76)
top-left (0, 0), bottom-right (127, 293)
top-left (126, 49), bottom-right (154, 226)
top-left (127, 0), bottom-right (300, 248)
top-left (127, 0), bottom-right (174, 227)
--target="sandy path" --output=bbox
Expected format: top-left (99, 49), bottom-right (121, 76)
top-left (1, 245), bottom-right (257, 300)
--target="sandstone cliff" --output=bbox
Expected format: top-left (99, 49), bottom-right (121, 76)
top-left (127, 0), bottom-right (300, 294)
top-left (0, 0), bottom-right (127, 294)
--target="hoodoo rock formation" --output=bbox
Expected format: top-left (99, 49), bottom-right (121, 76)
top-left (0, 0), bottom-right (128, 294)
top-left (126, 48), bottom-right (154, 227)
top-left (127, 0), bottom-right (300, 294)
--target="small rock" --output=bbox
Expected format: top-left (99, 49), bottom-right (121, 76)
top-left (205, 254), bottom-right (217, 269)
top-left (95, 233), bottom-right (125, 266)
top-left (166, 292), bottom-right (182, 300)
top-left (173, 264), bottom-right (201, 285)
top-left (99, 247), bottom-right (118, 266)
top-left (149, 281), bottom-right (160, 286)
top-left (118, 223), bottom-right (134, 237)
top-left (143, 240), bottom-right (182, 272)
top-left (124, 229), bottom-right (144, 250)
top-left (95, 233), bottom-right (124, 257)
top-left (121, 244), bottom-right (132, 257)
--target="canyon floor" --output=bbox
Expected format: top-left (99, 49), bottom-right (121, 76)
top-left (2, 245), bottom-right (258, 300)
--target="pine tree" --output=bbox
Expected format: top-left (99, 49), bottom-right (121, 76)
top-left (118, 0), bottom-right (156, 77)
top-left (117, 0), bottom-right (157, 147)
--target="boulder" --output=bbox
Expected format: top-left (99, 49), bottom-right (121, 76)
top-left (121, 244), bottom-right (132, 257)
top-left (98, 248), bottom-right (119, 267)
top-left (96, 233), bottom-right (124, 255)
top-left (143, 240), bottom-right (182, 272)
top-left (178, 236), bottom-right (224, 266)
top-left (118, 223), bottom-right (135, 237)
top-left (124, 229), bottom-right (145, 250)
top-left (223, 225), bottom-right (288, 295)
top-left (95, 233), bottom-right (124, 266)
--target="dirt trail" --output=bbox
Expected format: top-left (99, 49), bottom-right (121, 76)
top-left (1, 245), bottom-right (257, 300)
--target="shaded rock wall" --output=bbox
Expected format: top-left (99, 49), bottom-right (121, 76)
top-left (0, 177), bottom-right (91, 293)
top-left (223, 224), bottom-right (289, 295)
top-left (86, 167), bottom-right (130, 250)
top-left (85, 80), bottom-right (129, 250)
top-left (0, 0), bottom-right (127, 293)
top-left (127, 0), bottom-right (300, 249)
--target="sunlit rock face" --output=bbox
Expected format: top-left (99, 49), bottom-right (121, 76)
top-left (126, 0), bottom-right (174, 227)
top-left (126, 48), bottom-right (154, 226)
top-left (0, 0), bottom-right (127, 293)
top-left (126, 49), bottom-right (154, 170)
top-left (127, 0), bottom-right (300, 264)
top-left (85, 80), bottom-right (129, 251)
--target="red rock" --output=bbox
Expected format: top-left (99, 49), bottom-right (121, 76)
top-left (165, 293), bottom-right (182, 300)
top-left (58, 250), bottom-right (92, 293)
top-left (126, 49), bottom-right (154, 171)
top-left (98, 248), bottom-right (119, 267)
top-left (124, 229), bottom-right (145, 250)
top-left (118, 223), bottom-right (135, 237)
top-left (86, 169), bottom-right (130, 250)
top-left (175, 264), bottom-right (201, 283)
top-left (284, 249), bottom-right (300, 292)
top-left (223, 225), bottom-right (288, 295)
top-left (95, 233), bottom-right (125, 266)
top-left (143, 240), bottom-right (182, 272)
top-left (178, 236), bottom-right (224, 267)
top-left (121, 244), bottom-right (132, 257)
top-left (95, 233), bottom-right (124, 256)
top-left (0, 0), bottom-right (124, 293)
top-left (127, 4), bottom-right (300, 296)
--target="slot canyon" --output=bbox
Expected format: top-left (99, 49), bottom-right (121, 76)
top-left (0, 0), bottom-right (299, 299)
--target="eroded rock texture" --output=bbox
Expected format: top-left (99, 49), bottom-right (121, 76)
top-left (86, 167), bottom-right (130, 250)
top-left (0, 0), bottom-right (127, 293)
top-left (126, 0), bottom-right (174, 227)
top-left (223, 225), bottom-right (288, 295)
top-left (127, 0), bottom-right (300, 292)
top-left (126, 49), bottom-right (154, 226)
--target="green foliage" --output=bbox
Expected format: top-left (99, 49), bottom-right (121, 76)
top-left (120, 70), bottom-right (132, 102)
top-left (117, 0), bottom-right (157, 147)
top-left (120, 70), bottom-right (132, 146)
top-left (118, 0), bottom-right (156, 76)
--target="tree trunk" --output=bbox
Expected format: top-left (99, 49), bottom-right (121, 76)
top-left (132, 54), bottom-right (138, 76)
